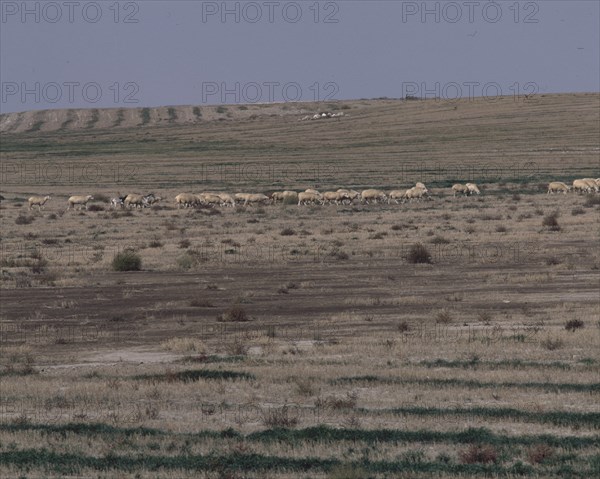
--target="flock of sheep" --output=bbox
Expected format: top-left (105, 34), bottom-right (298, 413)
top-left (548, 178), bottom-right (600, 194)
top-left (24, 178), bottom-right (600, 211)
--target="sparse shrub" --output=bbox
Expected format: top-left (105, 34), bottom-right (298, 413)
top-left (148, 239), bottom-right (163, 248)
top-left (565, 319), bottom-right (584, 332)
top-left (391, 224), bottom-right (404, 231)
top-left (112, 250), bottom-right (141, 271)
top-left (527, 444), bottom-right (554, 464)
top-left (47, 213), bottom-right (57, 220)
top-left (262, 406), bottom-right (298, 428)
top-left (495, 225), bottom-right (508, 233)
top-left (15, 214), bottom-right (34, 225)
top-left (190, 299), bottom-right (214, 307)
top-left (584, 195), bottom-right (600, 207)
top-left (178, 239), bottom-right (191, 249)
top-left (512, 193), bottom-right (521, 201)
top-left (478, 311), bottom-right (492, 323)
top-left (216, 106), bottom-right (227, 114)
top-left (534, 208), bottom-right (544, 216)
top-left (541, 336), bottom-right (564, 350)
top-left (435, 309), bottom-right (453, 324)
top-left (571, 207), bottom-right (585, 216)
top-left (161, 337), bottom-right (205, 353)
top-left (218, 304), bottom-right (249, 322)
top-left (86, 204), bottom-right (104, 212)
top-left (92, 193), bottom-right (110, 203)
top-left (430, 235), bottom-right (450, 245)
top-left (293, 377), bottom-right (316, 396)
top-left (41, 238), bottom-right (58, 245)
top-left (280, 227), bottom-right (295, 236)
top-left (407, 243), bottom-right (432, 264)
top-left (542, 210), bottom-right (561, 231)
top-left (397, 321), bottom-right (410, 332)
top-left (459, 444), bottom-right (498, 464)
top-left (545, 256), bottom-right (561, 266)
top-left (332, 250), bottom-right (349, 261)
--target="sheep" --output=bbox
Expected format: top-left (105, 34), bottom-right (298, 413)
top-left (387, 190), bottom-right (406, 204)
top-left (234, 193), bottom-right (251, 205)
top-left (175, 193), bottom-right (197, 208)
top-left (452, 184), bottom-right (470, 197)
top-left (271, 191), bottom-right (298, 203)
top-left (403, 186), bottom-right (429, 202)
top-left (337, 189), bottom-right (360, 203)
top-left (68, 195), bottom-right (94, 210)
top-left (466, 183), bottom-right (481, 195)
top-left (216, 192), bottom-right (236, 207)
top-left (547, 181), bottom-right (570, 194)
top-left (196, 193), bottom-right (222, 207)
top-left (298, 191), bottom-right (322, 206)
top-left (28, 195), bottom-right (51, 210)
top-left (322, 191), bottom-right (350, 205)
top-left (573, 179), bottom-right (593, 194)
top-left (415, 182), bottom-right (427, 190)
top-left (110, 197), bottom-right (125, 209)
top-left (242, 193), bottom-right (270, 206)
top-left (123, 194), bottom-right (145, 209)
top-left (361, 189), bottom-right (387, 204)
top-left (582, 178), bottom-right (599, 193)
top-left (143, 194), bottom-right (162, 206)
top-left (305, 189), bottom-right (320, 195)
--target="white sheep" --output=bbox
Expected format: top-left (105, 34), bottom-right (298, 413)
top-left (175, 193), bottom-right (197, 208)
top-left (452, 184), bottom-right (470, 197)
top-left (68, 195), bottom-right (94, 210)
top-left (216, 192), bottom-right (236, 207)
top-left (547, 182), bottom-right (570, 194)
top-left (387, 190), bottom-right (406, 204)
top-left (305, 188), bottom-right (321, 195)
top-left (322, 191), bottom-right (350, 205)
top-left (197, 193), bottom-right (222, 207)
top-left (242, 193), bottom-right (270, 206)
top-left (582, 178), bottom-right (599, 193)
top-left (403, 186), bottom-right (429, 202)
top-left (361, 189), bottom-right (387, 204)
top-left (298, 191), bottom-right (321, 206)
top-left (124, 194), bottom-right (145, 208)
top-left (28, 195), bottom-right (51, 210)
top-left (573, 179), bottom-right (592, 194)
top-left (337, 189), bottom-right (360, 203)
top-left (466, 183), bottom-right (481, 195)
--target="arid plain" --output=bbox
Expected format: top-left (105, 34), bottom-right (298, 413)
top-left (0, 93), bottom-right (599, 478)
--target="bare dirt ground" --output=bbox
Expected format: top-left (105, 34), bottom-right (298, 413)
top-left (0, 94), bottom-right (599, 478)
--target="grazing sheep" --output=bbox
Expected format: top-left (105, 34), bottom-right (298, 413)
top-left (582, 178), bottom-right (599, 193)
top-left (216, 192), bottom-right (236, 207)
top-left (143, 194), bottom-right (162, 206)
top-left (466, 183), bottom-right (481, 195)
top-left (547, 182), bottom-right (570, 194)
top-left (110, 197), bottom-right (125, 208)
top-left (361, 189), bottom-right (387, 204)
top-left (305, 189), bottom-right (321, 195)
top-left (573, 179), bottom-right (593, 194)
top-left (242, 193), bottom-right (270, 206)
top-left (68, 195), bottom-right (94, 210)
top-left (234, 193), bottom-right (251, 205)
top-left (124, 194), bottom-right (146, 208)
top-left (28, 195), bottom-right (51, 210)
top-left (415, 182), bottom-right (427, 190)
top-left (452, 184), bottom-right (470, 197)
top-left (175, 193), bottom-right (197, 208)
top-left (298, 191), bottom-right (322, 206)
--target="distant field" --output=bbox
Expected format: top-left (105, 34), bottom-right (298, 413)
top-left (1, 94), bottom-right (599, 478)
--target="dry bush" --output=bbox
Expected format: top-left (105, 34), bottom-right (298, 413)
top-left (190, 299), bottom-right (214, 307)
top-left (564, 319), bottom-right (584, 332)
top-left (459, 444), bottom-right (498, 464)
top-left (217, 304), bottom-right (249, 322)
top-left (178, 239), bottom-right (191, 249)
top-left (161, 337), bottom-right (206, 353)
top-left (87, 204), bottom-right (104, 212)
top-left (407, 243), bottom-right (432, 264)
top-left (584, 195), bottom-right (600, 207)
top-left (571, 207), bottom-right (585, 216)
top-left (327, 465), bottom-right (369, 479)
top-left (435, 309), bottom-right (453, 324)
top-left (542, 210), bottom-right (561, 231)
top-left (112, 250), bottom-right (142, 271)
top-left (280, 227), bottom-right (296, 236)
top-left (15, 214), bottom-right (34, 225)
top-left (527, 444), bottom-right (554, 464)
top-left (262, 406), bottom-right (299, 428)
top-left (541, 336), bottom-right (564, 350)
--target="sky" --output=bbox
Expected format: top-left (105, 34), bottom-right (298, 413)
top-left (1, 0), bottom-right (599, 113)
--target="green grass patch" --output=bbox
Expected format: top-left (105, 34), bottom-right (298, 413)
top-left (140, 107), bottom-right (151, 125)
top-left (332, 375), bottom-right (600, 393)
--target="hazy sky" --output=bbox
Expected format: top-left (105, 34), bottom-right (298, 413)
top-left (1, 0), bottom-right (598, 113)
